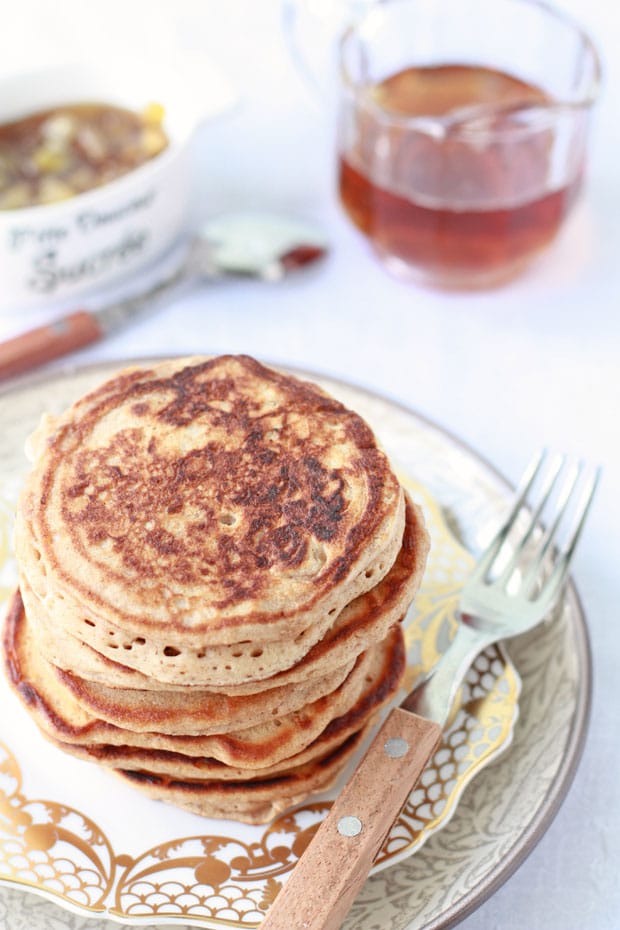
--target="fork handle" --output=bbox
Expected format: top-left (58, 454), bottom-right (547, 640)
top-left (403, 622), bottom-right (493, 725)
top-left (261, 708), bottom-right (442, 930)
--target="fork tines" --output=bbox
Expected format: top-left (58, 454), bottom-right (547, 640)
top-left (477, 450), bottom-right (600, 599)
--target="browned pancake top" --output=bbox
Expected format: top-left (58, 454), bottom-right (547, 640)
top-left (22, 356), bottom-right (402, 638)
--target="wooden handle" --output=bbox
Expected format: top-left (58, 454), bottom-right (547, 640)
top-left (0, 311), bottom-right (103, 381)
top-left (261, 708), bottom-right (442, 930)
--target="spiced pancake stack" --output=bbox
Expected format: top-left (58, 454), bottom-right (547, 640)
top-left (4, 355), bottom-right (429, 823)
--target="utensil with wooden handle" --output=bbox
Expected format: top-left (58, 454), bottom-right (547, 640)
top-left (261, 451), bottom-right (599, 930)
top-left (0, 212), bottom-right (327, 382)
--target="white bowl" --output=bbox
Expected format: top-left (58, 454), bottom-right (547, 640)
top-left (0, 60), bottom-right (235, 313)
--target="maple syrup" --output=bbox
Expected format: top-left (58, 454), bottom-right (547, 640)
top-left (338, 64), bottom-right (582, 287)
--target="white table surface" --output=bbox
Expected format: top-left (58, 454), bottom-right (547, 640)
top-left (1, 1), bottom-right (619, 929)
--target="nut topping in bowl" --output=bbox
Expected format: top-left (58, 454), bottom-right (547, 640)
top-left (0, 102), bottom-right (168, 210)
top-left (0, 60), bottom-right (236, 311)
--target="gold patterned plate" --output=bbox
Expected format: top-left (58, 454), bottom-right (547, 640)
top-left (0, 361), bottom-right (590, 930)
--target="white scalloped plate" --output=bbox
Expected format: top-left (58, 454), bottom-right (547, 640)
top-left (0, 360), bottom-right (590, 930)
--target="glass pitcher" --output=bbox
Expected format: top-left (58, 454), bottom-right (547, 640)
top-left (283, 0), bottom-right (601, 288)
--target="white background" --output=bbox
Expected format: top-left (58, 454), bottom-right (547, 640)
top-left (1, 1), bottom-right (619, 928)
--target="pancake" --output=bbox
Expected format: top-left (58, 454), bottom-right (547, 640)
top-left (51, 656), bottom-right (355, 736)
top-left (17, 355), bottom-right (405, 677)
top-left (4, 354), bottom-right (431, 823)
top-left (52, 711), bottom-right (374, 781)
top-left (22, 493), bottom-right (427, 692)
top-left (41, 612), bottom-right (405, 782)
top-left (17, 505), bottom-right (404, 687)
top-left (115, 729), bottom-right (368, 825)
top-left (3, 591), bottom-right (405, 768)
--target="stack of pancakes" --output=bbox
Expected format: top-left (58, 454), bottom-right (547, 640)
top-left (4, 355), bottom-right (429, 824)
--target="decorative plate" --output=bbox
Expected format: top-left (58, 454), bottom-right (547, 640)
top-left (0, 360), bottom-right (590, 930)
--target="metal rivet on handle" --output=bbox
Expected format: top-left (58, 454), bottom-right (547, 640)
top-left (384, 737), bottom-right (409, 759)
top-left (337, 815), bottom-right (363, 837)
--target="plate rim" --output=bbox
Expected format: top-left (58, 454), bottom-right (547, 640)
top-left (0, 355), bottom-right (593, 930)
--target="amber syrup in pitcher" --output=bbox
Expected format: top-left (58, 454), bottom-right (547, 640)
top-left (338, 64), bottom-right (581, 286)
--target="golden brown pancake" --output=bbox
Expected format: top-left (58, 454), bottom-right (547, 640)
top-left (39, 614), bottom-right (405, 782)
top-left (3, 591), bottom-right (405, 768)
top-left (4, 355), bottom-right (430, 823)
top-left (17, 507), bottom-right (404, 687)
top-left (50, 654), bottom-right (354, 736)
top-left (52, 707), bottom-right (376, 781)
top-left (22, 493), bottom-right (427, 692)
top-left (17, 356), bottom-right (405, 678)
top-left (115, 729), bottom-right (368, 825)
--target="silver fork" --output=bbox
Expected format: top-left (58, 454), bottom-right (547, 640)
top-left (404, 449), bottom-right (600, 725)
top-left (262, 450), bottom-right (599, 930)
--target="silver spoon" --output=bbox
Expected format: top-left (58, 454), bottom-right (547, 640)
top-left (0, 211), bottom-right (328, 382)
